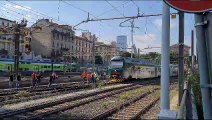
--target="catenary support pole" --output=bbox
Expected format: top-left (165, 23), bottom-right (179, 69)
top-left (160, 2), bottom-right (170, 110)
top-left (195, 13), bottom-right (212, 119)
top-left (14, 24), bottom-right (20, 83)
top-left (191, 30), bottom-right (195, 71)
top-left (178, 11), bottom-right (184, 105)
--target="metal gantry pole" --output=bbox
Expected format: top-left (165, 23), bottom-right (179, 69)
top-left (195, 13), bottom-right (212, 119)
top-left (178, 11), bottom-right (184, 105)
top-left (14, 24), bottom-right (20, 83)
top-left (191, 30), bottom-right (195, 71)
top-left (131, 20), bottom-right (134, 58)
top-left (160, 2), bottom-right (170, 110)
top-left (92, 36), bottom-right (95, 71)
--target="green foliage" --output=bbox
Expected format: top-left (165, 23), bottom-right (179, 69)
top-left (121, 52), bottom-right (135, 58)
top-left (15, 91), bottom-right (31, 97)
top-left (95, 55), bottom-right (103, 64)
top-left (102, 102), bottom-right (108, 108)
top-left (188, 73), bottom-right (204, 119)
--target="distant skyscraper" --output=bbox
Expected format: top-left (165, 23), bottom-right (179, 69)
top-left (116, 35), bottom-right (127, 52)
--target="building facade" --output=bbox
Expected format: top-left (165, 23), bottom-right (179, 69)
top-left (31, 19), bottom-right (75, 61)
top-left (116, 35), bottom-right (127, 52)
top-left (95, 41), bottom-right (119, 65)
top-left (73, 32), bottom-right (96, 64)
top-left (0, 17), bottom-right (32, 59)
top-left (170, 44), bottom-right (190, 56)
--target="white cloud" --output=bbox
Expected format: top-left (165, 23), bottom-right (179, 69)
top-left (133, 33), bottom-right (161, 53)
top-left (153, 18), bottom-right (176, 29)
top-left (134, 33), bottom-right (157, 43)
top-left (14, 5), bottom-right (31, 11)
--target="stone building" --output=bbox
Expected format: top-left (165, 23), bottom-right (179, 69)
top-left (95, 41), bottom-right (119, 65)
top-left (170, 43), bottom-right (190, 56)
top-left (31, 19), bottom-right (75, 61)
top-left (74, 32), bottom-right (96, 64)
top-left (0, 17), bottom-right (32, 59)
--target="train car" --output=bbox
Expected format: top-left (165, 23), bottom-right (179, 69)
top-left (108, 56), bottom-right (178, 81)
top-left (65, 62), bottom-right (80, 72)
top-left (0, 59), bottom-right (65, 76)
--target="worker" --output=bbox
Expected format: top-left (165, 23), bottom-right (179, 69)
top-left (82, 71), bottom-right (87, 82)
top-left (16, 74), bottom-right (21, 88)
top-left (31, 72), bottom-right (37, 89)
top-left (48, 73), bottom-right (53, 87)
top-left (36, 72), bottom-right (42, 87)
top-left (9, 73), bottom-right (14, 88)
top-left (87, 73), bottom-right (91, 84)
top-left (91, 72), bottom-right (96, 88)
top-left (52, 72), bottom-right (57, 83)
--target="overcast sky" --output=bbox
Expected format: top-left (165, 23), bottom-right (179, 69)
top-left (0, 1), bottom-right (195, 54)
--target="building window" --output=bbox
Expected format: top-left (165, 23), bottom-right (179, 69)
top-left (57, 33), bottom-right (59, 40)
top-left (7, 23), bottom-right (9, 27)
top-left (61, 44), bottom-right (63, 48)
top-left (57, 43), bottom-right (59, 48)
top-left (53, 33), bottom-right (55, 39)
top-left (7, 43), bottom-right (10, 50)
top-left (2, 22), bottom-right (4, 26)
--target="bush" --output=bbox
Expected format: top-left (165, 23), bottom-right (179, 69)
top-left (188, 73), bottom-right (204, 119)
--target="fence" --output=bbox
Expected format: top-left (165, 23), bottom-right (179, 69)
top-left (177, 82), bottom-right (198, 119)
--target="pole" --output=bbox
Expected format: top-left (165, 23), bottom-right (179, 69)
top-left (131, 20), bottom-right (134, 58)
top-left (195, 13), bottom-right (212, 119)
top-left (138, 48), bottom-right (140, 58)
top-left (160, 2), bottom-right (170, 110)
top-left (92, 36), bottom-right (95, 71)
top-left (14, 24), bottom-right (20, 83)
top-left (191, 30), bottom-right (194, 71)
top-left (178, 11), bottom-right (184, 105)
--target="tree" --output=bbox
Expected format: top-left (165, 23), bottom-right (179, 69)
top-left (148, 52), bottom-right (160, 60)
top-left (170, 51), bottom-right (178, 64)
top-left (95, 55), bottom-right (103, 64)
top-left (121, 52), bottom-right (135, 58)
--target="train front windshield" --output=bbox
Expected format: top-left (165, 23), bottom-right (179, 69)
top-left (110, 61), bottom-right (123, 68)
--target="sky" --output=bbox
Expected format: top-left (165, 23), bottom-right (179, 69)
top-left (0, 0), bottom-right (196, 54)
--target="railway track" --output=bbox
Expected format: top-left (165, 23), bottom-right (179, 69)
top-left (91, 83), bottom-right (177, 120)
top-left (0, 84), bottom-right (135, 119)
top-left (89, 88), bottom-right (159, 120)
top-left (107, 90), bottom-right (160, 120)
top-left (0, 83), bottom-right (90, 105)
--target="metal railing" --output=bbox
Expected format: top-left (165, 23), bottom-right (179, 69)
top-left (177, 82), bottom-right (197, 119)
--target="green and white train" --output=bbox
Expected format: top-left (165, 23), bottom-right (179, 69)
top-left (0, 59), bottom-right (79, 76)
top-left (108, 56), bottom-right (178, 80)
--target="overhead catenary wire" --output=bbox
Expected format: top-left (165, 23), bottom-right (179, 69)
top-left (61, 0), bottom-right (128, 35)
top-left (96, 1), bottom-right (130, 18)
top-left (105, 0), bottom-right (126, 17)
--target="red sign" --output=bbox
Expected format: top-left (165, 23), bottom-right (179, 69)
top-left (165, 0), bottom-right (212, 13)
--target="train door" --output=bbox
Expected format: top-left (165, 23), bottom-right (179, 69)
top-left (7, 64), bottom-right (13, 73)
top-left (33, 65), bottom-right (40, 72)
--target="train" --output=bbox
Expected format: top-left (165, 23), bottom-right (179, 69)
top-left (0, 59), bottom-right (79, 76)
top-left (108, 56), bottom-right (178, 80)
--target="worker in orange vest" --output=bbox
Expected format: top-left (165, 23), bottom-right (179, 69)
top-left (87, 73), bottom-right (91, 83)
top-left (31, 72), bottom-right (37, 89)
top-left (82, 71), bottom-right (87, 81)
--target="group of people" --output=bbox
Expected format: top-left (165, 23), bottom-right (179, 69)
top-left (8, 71), bottom-right (58, 89)
top-left (31, 72), bottom-right (42, 89)
top-left (82, 71), bottom-right (98, 85)
top-left (9, 73), bottom-right (21, 88)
